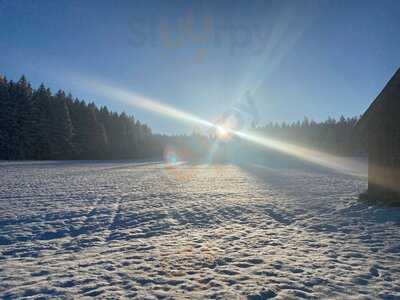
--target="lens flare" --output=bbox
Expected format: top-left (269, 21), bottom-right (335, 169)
top-left (164, 146), bottom-right (181, 165)
top-left (233, 130), bottom-right (366, 177)
top-left (216, 126), bottom-right (229, 140)
top-left (73, 75), bottom-right (366, 177)
top-left (77, 76), bottom-right (214, 129)
top-left (162, 146), bottom-right (196, 182)
top-left (214, 113), bottom-right (241, 141)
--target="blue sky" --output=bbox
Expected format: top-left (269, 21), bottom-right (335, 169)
top-left (0, 0), bottom-right (399, 134)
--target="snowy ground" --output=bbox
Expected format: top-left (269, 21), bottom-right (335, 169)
top-left (1, 160), bottom-right (400, 299)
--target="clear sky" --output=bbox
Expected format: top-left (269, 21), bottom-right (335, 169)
top-left (0, 0), bottom-right (399, 134)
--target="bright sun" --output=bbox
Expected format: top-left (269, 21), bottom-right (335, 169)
top-left (216, 125), bottom-right (231, 140)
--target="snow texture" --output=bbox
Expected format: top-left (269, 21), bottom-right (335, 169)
top-left (1, 160), bottom-right (400, 299)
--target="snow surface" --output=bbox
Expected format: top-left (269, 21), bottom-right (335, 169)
top-left (1, 160), bottom-right (400, 299)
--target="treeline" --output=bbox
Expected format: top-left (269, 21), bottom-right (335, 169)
top-left (0, 74), bottom-right (368, 161)
top-left (0, 75), bottom-right (162, 160)
top-left (254, 116), bottom-right (367, 156)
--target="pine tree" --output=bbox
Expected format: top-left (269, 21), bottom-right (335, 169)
top-left (68, 99), bottom-right (88, 159)
top-left (86, 103), bottom-right (107, 159)
top-left (30, 85), bottom-right (53, 159)
top-left (47, 90), bottom-right (74, 159)
top-left (7, 76), bottom-right (33, 159)
top-left (69, 101), bottom-right (107, 159)
top-left (0, 75), bottom-right (10, 159)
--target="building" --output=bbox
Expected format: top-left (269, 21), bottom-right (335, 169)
top-left (358, 68), bottom-right (400, 203)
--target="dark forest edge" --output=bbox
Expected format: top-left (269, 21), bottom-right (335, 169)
top-left (0, 74), bottom-right (367, 161)
top-left (0, 75), bottom-right (163, 160)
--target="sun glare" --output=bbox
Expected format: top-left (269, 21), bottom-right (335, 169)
top-left (216, 125), bottom-right (229, 140)
top-left (76, 75), bottom-right (366, 177)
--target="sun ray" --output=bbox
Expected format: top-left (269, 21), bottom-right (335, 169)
top-left (74, 75), bottom-right (366, 177)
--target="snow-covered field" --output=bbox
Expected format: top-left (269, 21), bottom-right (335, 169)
top-left (1, 160), bottom-right (400, 299)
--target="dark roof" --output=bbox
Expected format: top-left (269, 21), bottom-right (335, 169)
top-left (357, 67), bottom-right (400, 131)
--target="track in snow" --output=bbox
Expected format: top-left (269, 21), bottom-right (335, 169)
top-left (1, 161), bottom-right (400, 299)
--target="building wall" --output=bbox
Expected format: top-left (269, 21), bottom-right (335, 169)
top-left (367, 123), bottom-right (400, 202)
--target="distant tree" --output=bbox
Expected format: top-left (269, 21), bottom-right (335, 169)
top-left (255, 115), bottom-right (367, 156)
top-left (0, 76), bottom-right (10, 159)
top-left (9, 76), bottom-right (33, 159)
top-left (29, 84), bottom-right (53, 159)
top-left (86, 103), bottom-right (108, 159)
top-left (48, 91), bottom-right (74, 159)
